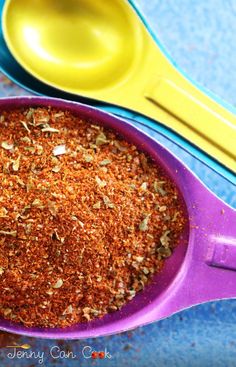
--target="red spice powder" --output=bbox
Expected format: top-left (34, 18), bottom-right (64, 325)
top-left (0, 107), bottom-right (186, 327)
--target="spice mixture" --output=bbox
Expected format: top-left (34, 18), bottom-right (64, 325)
top-left (0, 107), bottom-right (186, 328)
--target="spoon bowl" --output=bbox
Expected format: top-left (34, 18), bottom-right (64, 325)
top-left (0, 96), bottom-right (235, 339)
top-left (4, 0), bottom-right (142, 91)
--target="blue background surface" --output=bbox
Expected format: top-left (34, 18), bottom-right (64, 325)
top-left (0, 1), bottom-right (236, 366)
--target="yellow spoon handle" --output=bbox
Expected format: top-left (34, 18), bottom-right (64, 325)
top-left (119, 61), bottom-right (236, 172)
top-left (145, 77), bottom-right (236, 160)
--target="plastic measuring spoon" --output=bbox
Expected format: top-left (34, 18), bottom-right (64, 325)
top-left (2, 0), bottom-right (236, 172)
top-left (0, 96), bottom-right (235, 339)
top-left (0, 1), bottom-right (234, 185)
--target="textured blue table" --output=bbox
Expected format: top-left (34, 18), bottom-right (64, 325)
top-left (0, 1), bottom-right (236, 366)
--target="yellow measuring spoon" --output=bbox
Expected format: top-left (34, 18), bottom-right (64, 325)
top-left (2, 0), bottom-right (236, 172)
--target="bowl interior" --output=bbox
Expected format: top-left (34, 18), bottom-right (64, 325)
top-left (3, 0), bottom-right (145, 93)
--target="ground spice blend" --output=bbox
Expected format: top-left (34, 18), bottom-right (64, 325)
top-left (0, 107), bottom-right (186, 328)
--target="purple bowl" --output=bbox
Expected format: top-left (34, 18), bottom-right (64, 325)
top-left (0, 96), bottom-right (235, 339)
